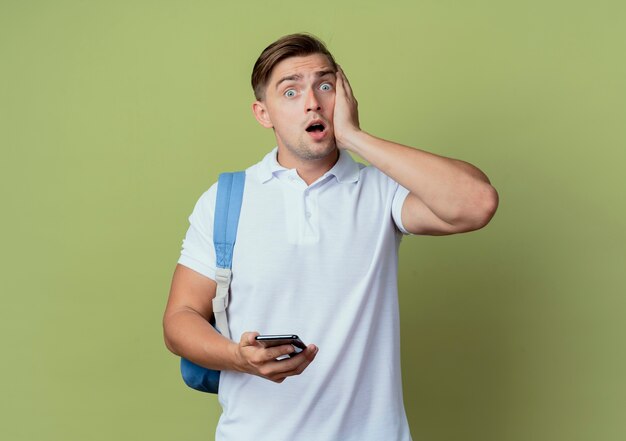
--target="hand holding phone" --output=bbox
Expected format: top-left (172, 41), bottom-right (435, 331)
top-left (235, 332), bottom-right (318, 383)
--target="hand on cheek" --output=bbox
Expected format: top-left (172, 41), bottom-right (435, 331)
top-left (333, 65), bottom-right (360, 150)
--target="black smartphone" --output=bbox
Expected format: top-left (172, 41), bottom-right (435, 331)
top-left (255, 334), bottom-right (307, 359)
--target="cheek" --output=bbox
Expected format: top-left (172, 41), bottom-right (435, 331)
top-left (274, 116), bottom-right (300, 137)
top-left (326, 94), bottom-right (336, 118)
top-left (270, 109), bottom-right (293, 129)
top-left (326, 91), bottom-right (336, 106)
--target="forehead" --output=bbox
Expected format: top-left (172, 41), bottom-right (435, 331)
top-left (268, 53), bottom-right (335, 85)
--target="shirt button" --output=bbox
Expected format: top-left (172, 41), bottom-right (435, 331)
top-left (305, 212), bottom-right (312, 218)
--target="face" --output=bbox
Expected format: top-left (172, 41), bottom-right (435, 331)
top-left (252, 53), bottom-right (337, 165)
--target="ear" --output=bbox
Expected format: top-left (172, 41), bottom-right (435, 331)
top-left (252, 100), bottom-right (273, 128)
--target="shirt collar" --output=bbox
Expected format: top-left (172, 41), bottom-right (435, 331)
top-left (257, 147), bottom-right (360, 184)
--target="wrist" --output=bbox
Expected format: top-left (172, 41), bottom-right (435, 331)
top-left (229, 341), bottom-right (247, 373)
top-left (337, 129), bottom-right (369, 154)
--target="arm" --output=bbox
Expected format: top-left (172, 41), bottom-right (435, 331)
top-left (333, 66), bottom-right (499, 235)
top-left (163, 264), bottom-right (319, 383)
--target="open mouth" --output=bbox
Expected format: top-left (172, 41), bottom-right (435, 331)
top-left (305, 122), bottom-right (326, 133)
top-left (305, 120), bottom-right (328, 140)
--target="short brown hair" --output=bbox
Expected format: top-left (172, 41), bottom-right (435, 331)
top-left (251, 33), bottom-right (338, 101)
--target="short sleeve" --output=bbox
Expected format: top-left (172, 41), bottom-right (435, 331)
top-left (391, 183), bottom-right (413, 235)
top-left (177, 182), bottom-right (219, 280)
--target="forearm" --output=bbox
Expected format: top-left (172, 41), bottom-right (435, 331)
top-left (341, 130), bottom-right (497, 226)
top-left (163, 309), bottom-right (242, 372)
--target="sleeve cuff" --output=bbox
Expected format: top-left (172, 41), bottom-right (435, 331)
top-left (177, 255), bottom-right (216, 281)
top-left (391, 184), bottom-right (413, 235)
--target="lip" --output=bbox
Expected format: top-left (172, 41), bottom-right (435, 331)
top-left (305, 118), bottom-right (328, 141)
top-left (304, 118), bottom-right (328, 141)
top-left (305, 118), bottom-right (326, 130)
top-left (307, 127), bottom-right (327, 141)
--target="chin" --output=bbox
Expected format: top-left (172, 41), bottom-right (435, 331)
top-left (307, 143), bottom-right (337, 160)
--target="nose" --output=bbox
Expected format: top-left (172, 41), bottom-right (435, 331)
top-left (305, 88), bottom-right (321, 112)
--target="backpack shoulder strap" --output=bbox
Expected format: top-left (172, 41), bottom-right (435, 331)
top-left (179, 171), bottom-right (245, 394)
top-left (212, 171), bottom-right (246, 340)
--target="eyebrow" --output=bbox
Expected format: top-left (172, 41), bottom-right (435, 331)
top-left (274, 70), bottom-right (336, 90)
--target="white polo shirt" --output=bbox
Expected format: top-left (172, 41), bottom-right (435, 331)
top-left (178, 147), bottom-right (413, 441)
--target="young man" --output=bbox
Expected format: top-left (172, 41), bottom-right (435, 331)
top-left (163, 33), bottom-right (498, 440)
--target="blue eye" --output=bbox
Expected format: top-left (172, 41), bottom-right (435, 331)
top-left (284, 89), bottom-right (296, 97)
top-left (320, 83), bottom-right (332, 91)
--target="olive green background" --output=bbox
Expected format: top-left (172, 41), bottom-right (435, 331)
top-left (1, 0), bottom-right (625, 440)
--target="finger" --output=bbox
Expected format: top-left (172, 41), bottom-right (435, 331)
top-left (270, 346), bottom-right (318, 380)
top-left (256, 344), bottom-right (318, 381)
top-left (335, 66), bottom-right (346, 91)
top-left (283, 346), bottom-right (318, 376)
top-left (262, 343), bottom-right (299, 362)
top-left (267, 344), bottom-right (318, 373)
top-left (337, 66), bottom-right (354, 97)
top-left (240, 331), bottom-right (260, 347)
